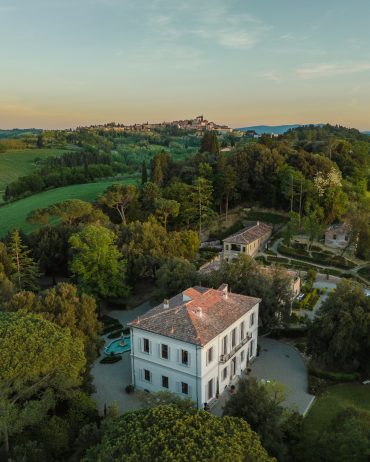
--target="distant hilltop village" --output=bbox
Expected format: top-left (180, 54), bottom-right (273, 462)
top-left (88, 115), bottom-right (233, 134)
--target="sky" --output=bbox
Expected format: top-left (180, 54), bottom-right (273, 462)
top-left (1, 0), bottom-right (370, 129)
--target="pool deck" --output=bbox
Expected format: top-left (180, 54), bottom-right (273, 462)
top-left (91, 301), bottom-right (152, 414)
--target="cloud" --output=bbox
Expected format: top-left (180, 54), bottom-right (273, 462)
top-left (297, 62), bottom-right (370, 79)
top-left (218, 31), bottom-right (259, 49)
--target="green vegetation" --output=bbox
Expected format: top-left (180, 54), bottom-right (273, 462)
top-left (0, 148), bottom-right (68, 198)
top-left (84, 404), bottom-right (274, 462)
top-left (304, 384), bottom-right (370, 433)
top-left (0, 179), bottom-right (137, 237)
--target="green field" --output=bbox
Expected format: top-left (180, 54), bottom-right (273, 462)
top-left (0, 148), bottom-right (69, 198)
top-left (0, 178), bottom-right (138, 237)
top-left (304, 383), bottom-right (370, 432)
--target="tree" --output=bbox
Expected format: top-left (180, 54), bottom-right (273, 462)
top-left (7, 229), bottom-right (40, 291)
top-left (36, 133), bottom-right (44, 148)
top-left (140, 181), bottom-right (161, 215)
top-left (189, 176), bottom-right (215, 236)
top-left (29, 225), bottom-right (71, 281)
top-left (307, 280), bottom-right (370, 372)
top-left (0, 312), bottom-right (85, 454)
top-left (155, 198), bottom-right (180, 230)
top-left (83, 405), bottom-right (274, 462)
top-left (282, 212), bottom-right (300, 246)
top-left (155, 257), bottom-right (198, 299)
top-left (6, 283), bottom-right (102, 364)
top-left (141, 160), bottom-right (148, 184)
top-left (27, 200), bottom-right (108, 226)
top-left (200, 131), bottom-right (219, 154)
top-left (302, 208), bottom-right (324, 250)
top-left (98, 184), bottom-right (138, 224)
top-left (69, 225), bottom-right (129, 299)
top-left (223, 377), bottom-right (286, 460)
top-left (206, 256), bottom-right (293, 328)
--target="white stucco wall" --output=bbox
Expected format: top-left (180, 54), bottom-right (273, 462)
top-left (130, 303), bottom-right (259, 408)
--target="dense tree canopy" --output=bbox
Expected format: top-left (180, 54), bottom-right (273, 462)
top-left (69, 225), bottom-right (129, 299)
top-left (6, 283), bottom-right (102, 363)
top-left (0, 312), bottom-right (85, 453)
top-left (307, 280), bottom-right (370, 373)
top-left (83, 405), bottom-right (275, 462)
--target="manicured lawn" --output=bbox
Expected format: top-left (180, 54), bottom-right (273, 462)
top-left (0, 178), bottom-right (137, 237)
top-left (0, 148), bottom-right (70, 198)
top-left (304, 383), bottom-right (370, 433)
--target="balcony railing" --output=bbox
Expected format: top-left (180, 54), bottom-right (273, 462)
top-left (219, 334), bottom-right (252, 363)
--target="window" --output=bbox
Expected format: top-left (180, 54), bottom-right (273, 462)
top-left (249, 340), bottom-right (254, 358)
top-left (231, 328), bottom-right (236, 348)
top-left (225, 244), bottom-right (229, 250)
top-left (222, 335), bottom-right (228, 355)
top-left (144, 369), bottom-right (151, 382)
top-left (240, 321), bottom-right (245, 340)
top-left (250, 312), bottom-right (255, 328)
top-left (222, 366), bottom-right (228, 381)
top-left (241, 350), bottom-right (245, 363)
top-left (333, 234), bottom-right (337, 240)
top-left (181, 382), bottom-right (189, 395)
top-left (162, 375), bottom-right (169, 388)
top-left (207, 378), bottom-right (213, 400)
top-left (161, 344), bottom-right (169, 360)
top-left (143, 338), bottom-right (150, 353)
top-left (206, 347), bottom-right (213, 365)
top-left (181, 349), bottom-right (189, 365)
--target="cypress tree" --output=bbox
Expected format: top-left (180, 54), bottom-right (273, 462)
top-left (141, 160), bottom-right (148, 184)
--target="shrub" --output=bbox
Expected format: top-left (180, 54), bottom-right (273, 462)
top-left (125, 384), bottom-right (134, 394)
top-left (308, 364), bottom-right (361, 382)
top-left (270, 326), bottom-right (308, 338)
top-left (100, 355), bottom-right (122, 364)
top-left (107, 329), bottom-right (123, 339)
top-left (308, 375), bottom-right (330, 395)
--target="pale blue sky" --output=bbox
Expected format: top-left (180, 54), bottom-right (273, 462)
top-left (1, 0), bottom-right (370, 129)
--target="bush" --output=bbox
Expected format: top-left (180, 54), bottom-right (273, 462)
top-left (103, 322), bottom-right (123, 335)
top-left (125, 384), bottom-right (134, 394)
top-left (295, 342), bottom-right (306, 353)
top-left (308, 364), bottom-right (361, 382)
top-left (308, 375), bottom-right (330, 395)
top-left (100, 355), bottom-right (122, 364)
top-left (107, 329), bottom-right (123, 339)
top-left (270, 326), bottom-right (308, 338)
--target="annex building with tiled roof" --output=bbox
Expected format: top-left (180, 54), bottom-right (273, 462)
top-left (128, 284), bottom-right (260, 408)
top-left (223, 221), bottom-right (272, 261)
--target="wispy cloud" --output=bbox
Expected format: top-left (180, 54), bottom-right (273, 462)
top-left (297, 62), bottom-right (370, 79)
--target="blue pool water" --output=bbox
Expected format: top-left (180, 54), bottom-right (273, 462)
top-left (104, 336), bottom-right (131, 355)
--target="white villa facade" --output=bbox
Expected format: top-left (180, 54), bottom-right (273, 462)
top-left (128, 285), bottom-right (260, 409)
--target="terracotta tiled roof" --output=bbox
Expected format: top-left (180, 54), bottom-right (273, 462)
top-left (128, 286), bottom-right (260, 346)
top-left (223, 221), bottom-right (272, 245)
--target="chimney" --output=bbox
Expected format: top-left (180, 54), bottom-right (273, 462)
top-left (218, 283), bottom-right (228, 299)
top-left (163, 299), bottom-right (169, 309)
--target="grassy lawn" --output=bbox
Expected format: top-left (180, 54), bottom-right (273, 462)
top-left (304, 383), bottom-right (370, 433)
top-left (0, 178), bottom-right (137, 237)
top-left (0, 148), bottom-right (70, 198)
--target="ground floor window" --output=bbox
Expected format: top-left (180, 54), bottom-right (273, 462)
top-left (208, 378), bottom-right (213, 400)
top-left (162, 375), bottom-right (169, 388)
top-left (181, 382), bottom-right (189, 395)
top-left (249, 339), bottom-right (254, 358)
top-left (222, 366), bottom-right (228, 381)
top-left (144, 369), bottom-right (151, 382)
top-left (241, 349), bottom-right (245, 364)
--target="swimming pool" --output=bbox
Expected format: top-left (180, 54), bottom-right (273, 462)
top-left (104, 336), bottom-right (131, 355)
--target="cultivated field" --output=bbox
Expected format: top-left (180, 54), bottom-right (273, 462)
top-left (0, 178), bottom-right (137, 237)
top-left (0, 148), bottom-right (69, 199)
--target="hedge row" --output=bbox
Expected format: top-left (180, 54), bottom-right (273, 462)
top-left (308, 364), bottom-right (361, 382)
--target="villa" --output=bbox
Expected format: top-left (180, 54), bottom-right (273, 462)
top-left (222, 221), bottom-right (272, 261)
top-left (128, 284), bottom-right (260, 409)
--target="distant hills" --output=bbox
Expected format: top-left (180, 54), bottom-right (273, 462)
top-left (0, 128), bottom-right (41, 139)
top-left (236, 124), bottom-right (306, 135)
top-left (236, 124), bottom-right (370, 135)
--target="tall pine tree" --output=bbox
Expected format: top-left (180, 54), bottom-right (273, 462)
top-left (8, 229), bottom-right (40, 291)
top-left (141, 160), bottom-right (148, 184)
